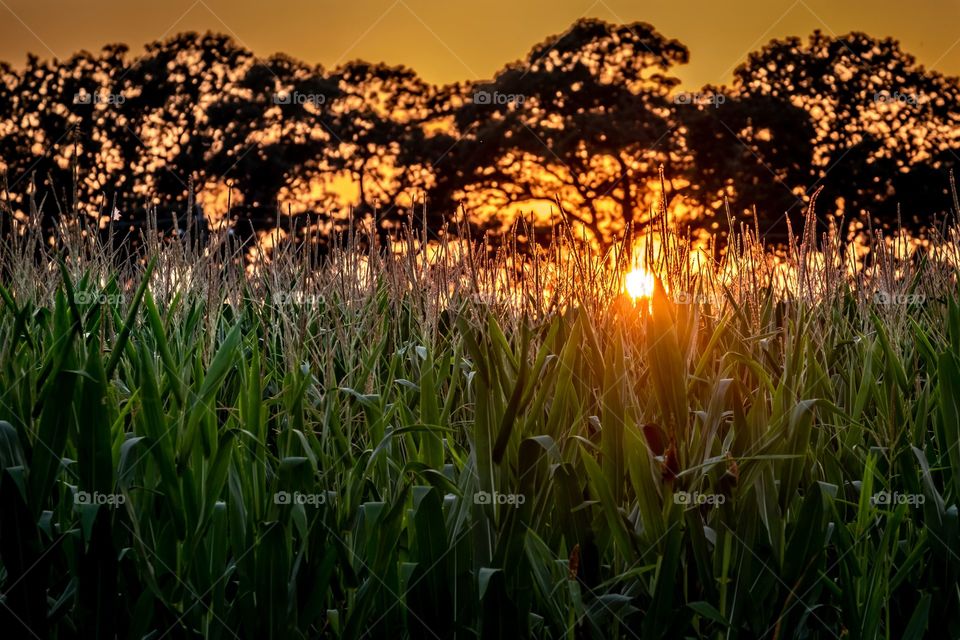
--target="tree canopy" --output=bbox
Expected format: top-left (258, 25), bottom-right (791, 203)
top-left (1, 21), bottom-right (957, 249)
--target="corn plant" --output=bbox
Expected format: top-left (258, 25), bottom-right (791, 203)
top-left (0, 206), bottom-right (959, 638)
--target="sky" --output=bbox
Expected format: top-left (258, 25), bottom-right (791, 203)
top-left (1, 0), bottom-right (959, 88)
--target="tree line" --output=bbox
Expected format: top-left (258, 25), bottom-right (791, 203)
top-left (1, 19), bottom-right (958, 249)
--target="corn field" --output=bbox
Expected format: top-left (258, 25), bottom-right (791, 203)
top-left (1, 204), bottom-right (960, 639)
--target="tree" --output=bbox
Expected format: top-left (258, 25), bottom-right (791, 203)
top-left (0, 46), bottom-right (140, 233)
top-left (204, 51), bottom-right (341, 243)
top-left (431, 18), bottom-right (689, 247)
top-left (678, 92), bottom-right (817, 240)
top-left (327, 61), bottom-right (444, 236)
top-left (725, 31), bottom-right (960, 232)
top-left (122, 33), bottom-right (257, 222)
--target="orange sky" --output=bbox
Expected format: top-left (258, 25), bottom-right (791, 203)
top-left (1, 0), bottom-right (958, 88)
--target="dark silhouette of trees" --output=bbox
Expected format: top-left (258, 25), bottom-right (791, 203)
top-left (429, 19), bottom-right (689, 246)
top-left (204, 52), bottom-right (341, 243)
top-left (122, 33), bottom-right (256, 226)
top-left (678, 92), bottom-right (817, 240)
top-left (0, 47), bottom-right (139, 233)
top-left (329, 61), bottom-right (440, 231)
top-left (722, 31), bottom-right (960, 234)
top-left (2, 24), bottom-right (959, 252)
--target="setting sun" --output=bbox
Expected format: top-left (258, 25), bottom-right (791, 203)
top-left (625, 268), bottom-right (656, 299)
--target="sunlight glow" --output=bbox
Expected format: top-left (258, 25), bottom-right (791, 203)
top-left (624, 268), bottom-right (656, 299)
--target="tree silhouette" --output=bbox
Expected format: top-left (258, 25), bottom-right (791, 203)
top-left (327, 61), bottom-right (444, 238)
top-left (431, 18), bottom-right (689, 247)
top-left (679, 92), bottom-right (817, 240)
top-left (122, 33), bottom-right (258, 225)
top-left (3, 24), bottom-right (959, 252)
top-left (729, 31), bottom-right (960, 232)
top-left (0, 47), bottom-right (140, 233)
top-left (204, 51), bottom-right (341, 243)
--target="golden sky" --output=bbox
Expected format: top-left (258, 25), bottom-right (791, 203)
top-left (2, 0), bottom-right (958, 88)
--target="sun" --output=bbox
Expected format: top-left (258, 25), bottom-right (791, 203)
top-left (624, 268), bottom-right (656, 299)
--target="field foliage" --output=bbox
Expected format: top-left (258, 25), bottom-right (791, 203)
top-left (1, 205), bottom-right (960, 638)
